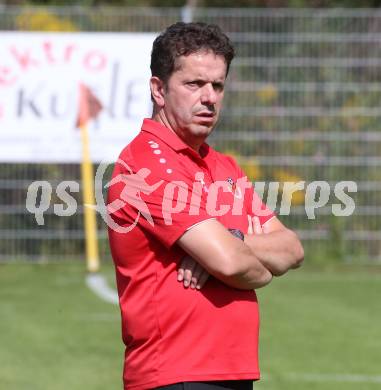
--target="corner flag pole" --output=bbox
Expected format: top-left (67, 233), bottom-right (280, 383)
top-left (76, 83), bottom-right (103, 273)
top-left (80, 123), bottom-right (100, 273)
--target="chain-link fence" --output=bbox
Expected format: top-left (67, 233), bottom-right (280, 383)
top-left (1, 6), bottom-right (380, 263)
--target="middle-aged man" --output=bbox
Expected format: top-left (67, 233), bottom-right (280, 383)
top-left (108, 22), bottom-right (304, 390)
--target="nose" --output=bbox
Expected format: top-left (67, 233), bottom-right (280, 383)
top-left (200, 83), bottom-right (218, 106)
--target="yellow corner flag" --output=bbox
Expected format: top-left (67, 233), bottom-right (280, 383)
top-left (76, 83), bottom-right (103, 273)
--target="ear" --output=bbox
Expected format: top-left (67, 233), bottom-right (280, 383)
top-left (150, 76), bottom-right (165, 107)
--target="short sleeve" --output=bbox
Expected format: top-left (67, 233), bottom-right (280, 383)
top-left (107, 151), bottom-right (214, 249)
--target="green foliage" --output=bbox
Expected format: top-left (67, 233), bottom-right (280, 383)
top-left (16, 8), bottom-right (78, 30)
top-left (3, 0), bottom-right (381, 7)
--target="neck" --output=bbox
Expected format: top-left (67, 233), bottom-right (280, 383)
top-left (151, 112), bottom-right (204, 154)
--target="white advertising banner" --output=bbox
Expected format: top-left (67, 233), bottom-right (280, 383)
top-left (0, 32), bottom-right (156, 163)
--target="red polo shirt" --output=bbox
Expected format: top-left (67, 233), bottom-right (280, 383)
top-left (108, 119), bottom-right (274, 390)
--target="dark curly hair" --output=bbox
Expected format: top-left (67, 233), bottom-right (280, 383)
top-left (150, 22), bottom-right (235, 83)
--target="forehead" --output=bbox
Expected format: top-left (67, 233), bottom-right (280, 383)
top-left (173, 51), bottom-right (227, 80)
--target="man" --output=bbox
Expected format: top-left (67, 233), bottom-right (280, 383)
top-left (108, 22), bottom-right (304, 390)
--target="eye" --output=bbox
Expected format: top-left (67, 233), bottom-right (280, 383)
top-left (213, 82), bottom-right (224, 92)
top-left (187, 81), bottom-right (200, 88)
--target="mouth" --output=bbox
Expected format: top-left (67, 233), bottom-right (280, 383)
top-left (194, 112), bottom-right (216, 123)
top-left (195, 111), bottom-right (215, 117)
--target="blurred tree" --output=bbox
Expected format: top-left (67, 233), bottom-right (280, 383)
top-left (16, 8), bottom-right (78, 30)
top-left (1, 0), bottom-right (381, 7)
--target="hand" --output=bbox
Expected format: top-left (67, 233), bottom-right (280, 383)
top-left (247, 215), bottom-right (268, 236)
top-left (177, 255), bottom-right (210, 290)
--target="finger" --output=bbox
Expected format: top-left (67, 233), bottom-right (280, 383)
top-left (177, 268), bottom-right (184, 281)
top-left (196, 271), bottom-right (210, 290)
top-left (182, 256), bottom-right (196, 288)
top-left (247, 215), bottom-right (253, 235)
top-left (178, 256), bottom-right (193, 283)
top-left (177, 257), bottom-right (188, 281)
top-left (253, 216), bottom-right (263, 235)
top-left (190, 263), bottom-right (204, 289)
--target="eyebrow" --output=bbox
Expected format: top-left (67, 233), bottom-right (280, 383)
top-left (188, 78), bottom-right (225, 85)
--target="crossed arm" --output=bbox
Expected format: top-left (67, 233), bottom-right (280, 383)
top-left (176, 216), bottom-right (304, 290)
top-left (245, 216), bottom-right (304, 276)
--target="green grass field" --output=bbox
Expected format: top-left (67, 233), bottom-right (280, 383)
top-left (1, 261), bottom-right (380, 390)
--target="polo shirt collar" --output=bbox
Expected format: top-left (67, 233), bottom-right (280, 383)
top-left (141, 118), bottom-right (212, 159)
top-left (141, 118), bottom-right (190, 152)
top-left (141, 118), bottom-right (216, 174)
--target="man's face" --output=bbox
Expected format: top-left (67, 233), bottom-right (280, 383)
top-left (154, 50), bottom-right (227, 150)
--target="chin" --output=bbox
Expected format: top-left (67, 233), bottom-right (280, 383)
top-left (194, 123), bottom-right (215, 135)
